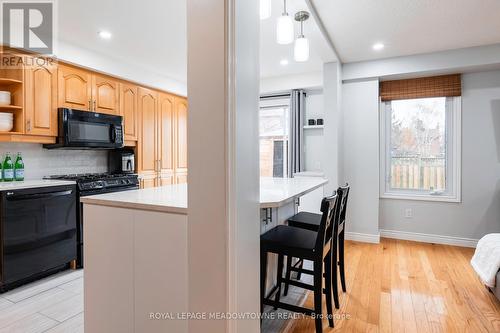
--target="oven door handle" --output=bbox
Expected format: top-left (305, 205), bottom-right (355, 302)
top-left (6, 190), bottom-right (73, 201)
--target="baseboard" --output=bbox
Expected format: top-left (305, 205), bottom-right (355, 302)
top-left (379, 229), bottom-right (478, 248)
top-left (345, 232), bottom-right (380, 244)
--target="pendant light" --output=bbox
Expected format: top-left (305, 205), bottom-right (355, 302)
top-left (260, 0), bottom-right (271, 20)
top-left (294, 11), bottom-right (310, 62)
top-left (276, 0), bottom-right (294, 44)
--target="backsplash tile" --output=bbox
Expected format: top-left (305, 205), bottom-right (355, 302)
top-left (0, 143), bottom-right (108, 180)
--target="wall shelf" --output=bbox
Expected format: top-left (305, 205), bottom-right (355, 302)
top-left (0, 78), bottom-right (23, 85)
top-left (0, 105), bottom-right (22, 110)
top-left (303, 125), bottom-right (324, 130)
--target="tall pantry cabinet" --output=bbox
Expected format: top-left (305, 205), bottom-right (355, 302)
top-left (137, 88), bottom-right (187, 188)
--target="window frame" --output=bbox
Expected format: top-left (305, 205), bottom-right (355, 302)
top-left (379, 96), bottom-right (462, 202)
top-left (259, 97), bottom-right (291, 178)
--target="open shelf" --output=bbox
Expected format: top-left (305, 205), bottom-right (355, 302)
top-left (303, 125), bottom-right (324, 130)
top-left (0, 78), bottom-right (22, 85)
top-left (0, 105), bottom-right (22, 110)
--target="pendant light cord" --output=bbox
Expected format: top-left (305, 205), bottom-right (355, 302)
top-left (283, 0), bottom-right (287, 15)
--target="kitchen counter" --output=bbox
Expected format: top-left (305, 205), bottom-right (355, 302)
top-left (260, 176), bottom-right (328, 208)
top-left (0, 179), bottom-right (76, 191)
top-left (80, 184), bottom-right (187, 214)
top-left (80, 177), bottom-right (327, 213)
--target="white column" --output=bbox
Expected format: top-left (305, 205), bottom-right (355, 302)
top-left (187, 1), bottom-right (260, 332)
top-left (323, 62), bottom-right (342, 193)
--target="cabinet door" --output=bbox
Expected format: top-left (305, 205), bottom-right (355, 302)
top-left (92, 74), bottom-right (120, 115)
top-left (158, 93), bottom-right (175, 182)
top-left (175, 172), bottom-right (188, 185)
top-left (137, 87), bottom-right (158, 175)
top-left (24, 57), bottom-right (57, 136)
top-left (159, 174), bottom-right (175, 186)
top-left (120, 83), bottom-right (138, 141)
top-left (57, 65), bottom-right (92, 110)
top-left (140, 176), bottom-right (157, 189)
top-left (174, 97), bottom-right (188, 182)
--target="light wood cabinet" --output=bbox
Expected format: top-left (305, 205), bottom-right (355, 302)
top-left (137, 92), bottom-right (188, 188)
top-left (174, 97), bottom-right (188, 184)
top-left (58, 64), bottom-right (92, 110)
top-left (24, 57), bottom-right (58, 136)
top-left (137, 87), bottom-right (158, 178)
top-left (92, 74), bottom-right (120, 115)
top-left (120, 83), bottom-right (138, 141)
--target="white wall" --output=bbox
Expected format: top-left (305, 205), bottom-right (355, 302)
top-left (341, 79), bottom-right (380, 238)
top-left (380, 70), bottom-right (500, 240)
top-left (0, 143), bottom-right (107, 179)
top-left (260, 71), bottom-right (323, 94)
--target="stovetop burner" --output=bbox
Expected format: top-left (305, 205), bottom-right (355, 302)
top-left (45, 173), bottom-right (140, 195)
top-left (47, 173), bottom-right (136, 181)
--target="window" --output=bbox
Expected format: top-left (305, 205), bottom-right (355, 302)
top-left (380, 96), bottom-right (461, 202)
top-left (259, 99), bottom-right (289, 177)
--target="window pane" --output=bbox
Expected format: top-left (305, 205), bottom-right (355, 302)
top-left (389, 97), bottom-right (446, 191)
top-left (259, 106), bottom-right (289, 178)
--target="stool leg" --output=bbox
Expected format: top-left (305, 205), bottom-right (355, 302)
top-left (339, 229), bottom-right (346, 292)
top-left (324, 253), bottom-right (334, 328)
top-left (297, 259), bottom-right (304, 280)
top-left (313, 260), bottom-right (323, 333)
top-left (332, 247), bottom-right (340, 309)
top-left (274, 254), bottom-right (284, 309)
top-left (260, 249), bottom-right (268, 315)
top-left (284, 255), bottom-right (292, 296)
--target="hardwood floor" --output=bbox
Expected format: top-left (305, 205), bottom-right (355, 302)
top-left (288, 238), bottom-right (500, 333)
top-left (0, 269), bottom-right (83, 333)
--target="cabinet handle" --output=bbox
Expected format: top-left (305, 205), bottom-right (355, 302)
top-left (93, 100), bottom-right (96, 111)
top-left (88, 100), bottom-right (92, 111)
top-left (26, 119), bottom-right (31, 132)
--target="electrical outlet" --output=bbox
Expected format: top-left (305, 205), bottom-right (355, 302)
top-left (404, 208), bottom-right (413, 219)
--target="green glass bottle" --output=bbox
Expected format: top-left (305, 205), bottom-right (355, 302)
top-left (14, 152), bottom-right (24, 181)
top-left (3, 152), bottom-right (14, 182)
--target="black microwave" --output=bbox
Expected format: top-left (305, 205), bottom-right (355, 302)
top-left (44, 108), bottom-right (124, 149)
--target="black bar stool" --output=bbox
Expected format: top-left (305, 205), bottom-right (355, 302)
top-left (261, 193), bottom-right (340, 333)
top-left (285, 184), bottom-right (350, 308)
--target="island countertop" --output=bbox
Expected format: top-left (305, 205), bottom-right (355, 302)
top-left (81, 177), bottom-right (327, 214)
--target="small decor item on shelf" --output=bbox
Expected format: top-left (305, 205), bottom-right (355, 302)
top-left (317, 118), bottom-right (324, 125)
top-left (308, 119), bottom-right (316, 126)
top-left (14, 152), bottom-right (24, 181)
top-left (0, 91), bottom-right (11, 106)
top-left (3, 152), bottom-right (14, 181)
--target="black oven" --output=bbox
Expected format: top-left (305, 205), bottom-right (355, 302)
top-left (44, 108), bottom-right (124, 149)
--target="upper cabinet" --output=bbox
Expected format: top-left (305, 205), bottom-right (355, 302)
top-left (137, 87), bottom-right (158, 175)
top-left (92, 75), bottom-right (120, 115)
top-left (25, 57), bottom-right (57, 136)
top-left (120, 82), bottom-right (138, 142)
top-left (58, 64), bottom-right (92, 110)
top-left (158, 92), bottom-right (175, 184)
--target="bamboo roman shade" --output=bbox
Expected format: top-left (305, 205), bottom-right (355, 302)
top-left (380, 74), bottom-right (461, 101)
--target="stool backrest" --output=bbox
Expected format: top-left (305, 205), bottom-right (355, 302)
top-left (337, 184), bottom-right (350, 226)
top-left (315, 192), bottom-right (340, 256)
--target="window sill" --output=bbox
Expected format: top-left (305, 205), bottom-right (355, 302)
top-left (380, 193), bottom-right (461, 203)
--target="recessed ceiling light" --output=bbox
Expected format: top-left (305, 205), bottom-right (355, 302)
top-left (373, 43), bottom-right (384, 51)
top-left (98, 30), bottom-right (112, 40)
top-left (280, 59), bottom-right (289, 66)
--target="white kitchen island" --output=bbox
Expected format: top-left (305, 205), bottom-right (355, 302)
top-left (81, 177), bottom-right (326, 333)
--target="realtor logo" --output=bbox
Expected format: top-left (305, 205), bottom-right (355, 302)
top-left (2, 1), bottom-right (53, 54)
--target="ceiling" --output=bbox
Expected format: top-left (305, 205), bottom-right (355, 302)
top-left (58, 0), bottom-right (187, 83)
top-left (311, 0), bottom-right (500, 63)
top-left (260, 0), bottom-right (336, 78)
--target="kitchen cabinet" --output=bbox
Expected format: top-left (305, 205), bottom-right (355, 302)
top-left (58, 64), bottom-right (92, 110)
top-left (92, 74), bottom-right (120, 115)
top-left (137, 92), bottom-right (188, 188)
top-left (174, 97), bottom-right (188, 184)
top-left (58, 65), bottom-right (119, 115)
top-left (137, 87), bottom-right (158, 179)
top-left (24, 56), bottom-right (58, 136)
top-left (120, 82), bottom-right (138, 141)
